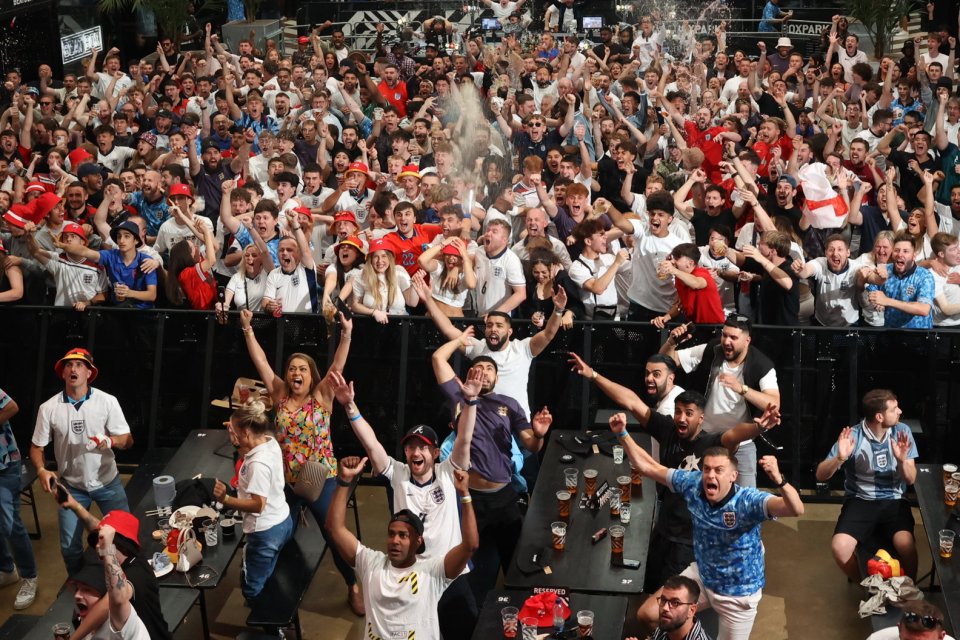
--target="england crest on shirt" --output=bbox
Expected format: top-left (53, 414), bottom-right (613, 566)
top-left (71, 419), bottom-right (85, 434)
top-left (723, 511), bottom-right (737, 528)
top-left (876, 452), bottom-right (888, 469)
top-left (430, 486), bottom-right (445, 504)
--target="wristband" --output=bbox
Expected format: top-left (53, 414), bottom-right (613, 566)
top-left (616, 430), bottom-right (629, 438)
top-left (776, 476), bottom-right (789, 488)
top-left (837, 455), bottom-right (847, 463)
top-left (555, 308), bottom-right (565, 317)
top-left (97, 543), bottom-right (117, 558)
top-left (740, 384), bottom-right (749, 396)
top-left (460, 495), bottom-right (473, 504)
top-left (349, 413), bottom-right (363, 422)
top-left (105, 436), bottom-right (113, 449)
top-left (464, 398), bottom-right (480, 406)
top-left (242, 327), bottom-right (253, 334)
top-left (336, 477), bottom-right (352, 487)
top-left (591, 370), bottom-right (599, 380)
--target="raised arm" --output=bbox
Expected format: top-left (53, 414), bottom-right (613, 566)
top-left (332, 371), bottom-right (390, 474)
top-left (568, 352), bottom-right (653, 425)
top-left (239, 309), bottom-right (285, 400)
top-left (443, 469), bottom-right (479, 579)
top-left (673, 170), bottom-right (705, 220)
top-left (431, 327), bottom-right (476, 385)
top-left (324, 455), bottom-right (365, 568)
top-left (608, 412), bottom-right (669, 485)
top-left (97, 526), bottom-right (136, 633)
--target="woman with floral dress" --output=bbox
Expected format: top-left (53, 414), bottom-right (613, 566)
top-left (238, 308), bottom-right (364, 614)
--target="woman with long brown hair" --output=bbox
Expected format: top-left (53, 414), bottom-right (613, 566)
top-left (239, 307), bottom-right (363, 613)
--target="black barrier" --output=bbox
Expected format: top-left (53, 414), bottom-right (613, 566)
top-left (3, 306), bottom-right (960, 491)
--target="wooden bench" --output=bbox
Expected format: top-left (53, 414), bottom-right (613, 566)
top-left (246, 510), bottom-right (327, 639)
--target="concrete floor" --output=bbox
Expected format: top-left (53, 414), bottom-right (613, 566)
top-left (0, 482), bottom-right (937, 639)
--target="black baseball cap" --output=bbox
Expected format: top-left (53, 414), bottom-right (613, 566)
top-left (401, 425), bottom-right (439, 448)
top-left (390, 509), bottom-right (426, 553)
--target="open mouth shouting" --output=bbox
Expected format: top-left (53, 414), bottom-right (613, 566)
top-left (703, 477), bottom-right (720, 499)
top-left (409, 455), bottom-right (426, 474)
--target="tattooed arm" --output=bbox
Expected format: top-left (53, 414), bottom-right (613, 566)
top-left (97, 525), bottom-right (135, 632)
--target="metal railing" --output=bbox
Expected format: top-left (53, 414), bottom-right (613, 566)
top-left (3, 305), bottom-right (959, 490)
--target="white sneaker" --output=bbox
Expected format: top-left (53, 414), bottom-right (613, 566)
top-left (14, 577), bottom-right (37, 610)
top-left (0, 569), bottom-right (18, 588)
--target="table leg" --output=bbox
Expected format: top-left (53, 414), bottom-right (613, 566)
top-left (199, 590), bottom-right (210, 639)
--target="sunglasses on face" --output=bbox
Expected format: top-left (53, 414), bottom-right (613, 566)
top-left (903, 612), bottom-right (942, 630)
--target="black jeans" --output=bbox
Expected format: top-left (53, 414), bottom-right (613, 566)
top-left (466, 485), bottom-right (522, 605)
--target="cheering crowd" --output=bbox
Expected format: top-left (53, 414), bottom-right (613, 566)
top-left (0, 2), bottom-right (958, 639)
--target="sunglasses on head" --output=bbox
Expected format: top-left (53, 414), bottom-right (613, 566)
top-left (903, 612), bottom-right (942, 630)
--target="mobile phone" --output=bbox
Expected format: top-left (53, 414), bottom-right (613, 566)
top-left (621, 558), bottom-right (641, 569)
top-left (55, 482), bottom-right (69, 504)
top-left (333, 296), bottom-right (353, 321)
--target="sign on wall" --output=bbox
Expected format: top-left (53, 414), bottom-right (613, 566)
top-left (61, 26), bottom-right (102, 65)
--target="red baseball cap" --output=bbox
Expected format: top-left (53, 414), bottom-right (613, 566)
top-left (60, 221), bottom-right (87, 243)
top-left (367, 238), bottom-right (389, 255)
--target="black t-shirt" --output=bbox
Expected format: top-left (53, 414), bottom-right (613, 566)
top-left (645, 412), bottom-right (725, 542)
top-left (765, 200), bottom-right (802, 234)
top-left (124, 554), bottom-right (171, 640)
top-left (755, 92), bottom-right (801, 120)
top-left (691, 208), bottom-right (737, 245)
top-left (743, 257), bottom-right (800, 325)
top-left (889, 150), bottom-right (937, 210)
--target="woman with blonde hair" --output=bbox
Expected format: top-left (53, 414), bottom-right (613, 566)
top-left (213, 400), bottom-right (291, 600)
top-left (349, 239), bottom-right (418, 323)
top-left (416, 237), bottom-right (475, 317)
top-left (238, 307), bottom-right (364, 613)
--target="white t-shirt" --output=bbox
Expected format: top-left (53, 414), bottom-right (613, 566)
top-left (355, 545), bottom-right (451, 640)
top-left (226, 269), bottom-right (267, 312)
top-left (153, 216), bottom-right (214, 256)
top-left (428, 262), bottom-right (469, 309)
top-left (472, 247), bottom-right (525, 315)
top-left (465, 337), bottom-right (534, 419)
top-left (382, 458), bottom-right (465, 568)
top-left (97, 145), bottom-right (135, 175)
top-left (239, 437), bottom-right (290, 534)
top-left (678, 344), bottom-right (779, 433)
top-left (351, 266), bottom-right (410, 315)
top-left (489, 1), bottom-right (519, 20)
top-left (933, 266), bottom-right (960, 327)
top-left (568, 253), bottom-right (624, 315)
top-left (264, 265), bottom-right (314, 313)
top-left (626, 219), bottom-right (681, 312)
top-left (32, 388), bottom-right (131, 490)
top-left (807, 256), bottom-right (862, 326)
top-left (698, 246), bottom-right (738, 315)
top-left (46, 257), bottom-right (109, 306)
top-left (334, 189), bottom-right (376, 226)
top-left (836, 48), bottom-right (868, 83)
top-left (90, 603), bottom-right (151, 640)
top-left (94, 72), bottom-right (133, 99)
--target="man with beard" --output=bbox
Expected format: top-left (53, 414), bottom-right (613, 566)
top-left (31, 349), bottom-right (133, 572)
top-left (862, 231), bottom-right (934, 329)
top-left (262, 211), bottom-right (316, 314)
top-left (643, 575), bottom-right (712, 640)
top-left (123, 169), bottom-right (168, 242)
top-left (622, 423), bottom-right (802, 640)
top-left (431, 334), bottom-right (552, 605)
top-left (816, 389), bottom-right (918, 581)
top-left (792, 234), bottom-right (861, 326)
top-left (674, 169), bottom-right (739, 246)
top-left (188, 130), bottom-right (251, 223)
top-left (571, 353), bottom-right (779, 591)
top-left (659, 315), bottom-right (781, 488)
top-left (414, 265), bottom-right (564, 416)
top-left (333, 340), bottom-right (481, 640)
top-left (659, 93), bottom-right (742, 184)
top-left (326, 455), bottom-right (478, 640)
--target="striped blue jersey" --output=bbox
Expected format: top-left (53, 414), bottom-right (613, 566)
top-left (668, 469), bottom-right (772, 596)
top-left (880, 263), bottom-right (934, 329)
top-left (827, 421), bottom-right (918, 500)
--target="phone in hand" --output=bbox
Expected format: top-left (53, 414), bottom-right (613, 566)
top-left (333, 296), bottom-right (353, 322)
top-left (54, 481), bottom-right (69, 504)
